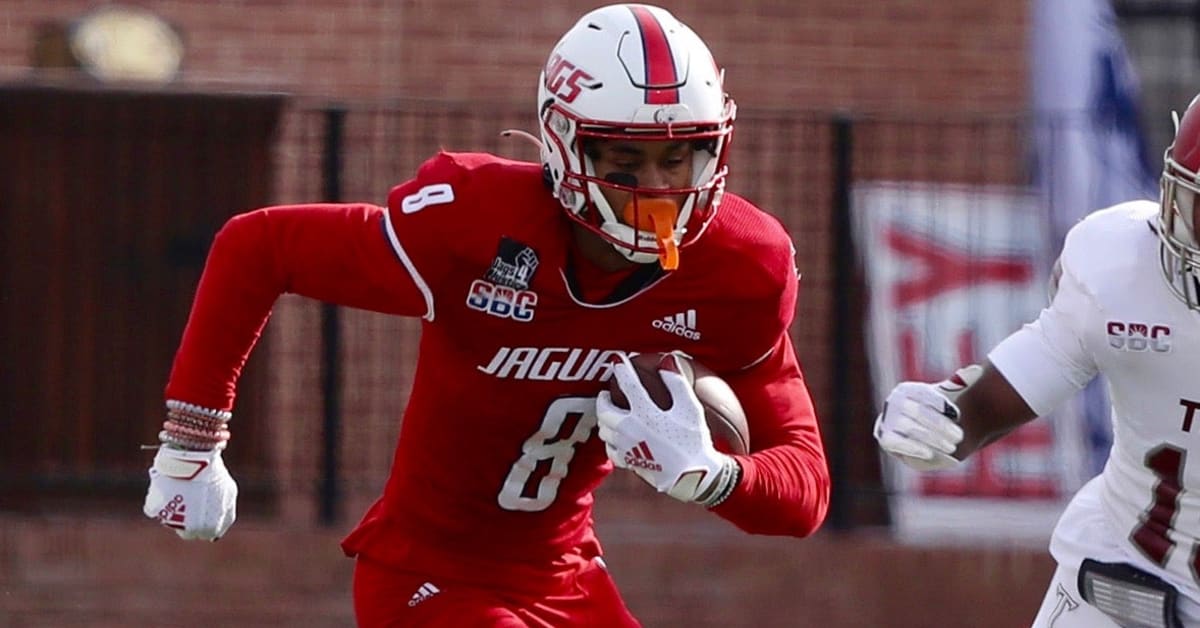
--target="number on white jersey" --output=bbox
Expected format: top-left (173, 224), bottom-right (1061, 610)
top-left (1131, 444), bottom-right (1200, 579)
top-left (497, 397), bottom-right (597, 512)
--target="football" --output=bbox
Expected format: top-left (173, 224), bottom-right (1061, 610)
top-left (608, 352), bottom-right (750, 455)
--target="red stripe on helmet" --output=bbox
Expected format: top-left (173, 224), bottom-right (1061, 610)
top-left (629, 6), bottom-right (679, 105)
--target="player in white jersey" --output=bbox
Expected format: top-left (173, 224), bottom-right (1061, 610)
top-left (875, 94), bottom-right (1200, 628)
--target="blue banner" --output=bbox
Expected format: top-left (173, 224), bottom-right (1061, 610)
top-left (1031, 0), bottom-right (1157, 477)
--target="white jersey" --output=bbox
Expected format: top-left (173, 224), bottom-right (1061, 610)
top-left (989, 200), bottom-right (1200, 609)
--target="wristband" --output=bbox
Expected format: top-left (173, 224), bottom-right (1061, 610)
top-left (161, 399), bottom-right (231, 450)
top-left (166, 400), bottom-right (232, 422)
top-left (699, 457), bottom-right (742, 508)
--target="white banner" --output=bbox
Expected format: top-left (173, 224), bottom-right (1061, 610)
top-left (862, 0), bottom-right (1158, 544)
top-left (857, 182), bottom-right (1091, 543)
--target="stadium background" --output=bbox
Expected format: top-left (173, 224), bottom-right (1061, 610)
top-left (0, 1), bottom-right (1193, 626)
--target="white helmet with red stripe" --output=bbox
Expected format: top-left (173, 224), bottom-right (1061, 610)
top-left (537, 3), bottom-right (736, 265)
top-left (1160, 93), bottom-right (1200, 309)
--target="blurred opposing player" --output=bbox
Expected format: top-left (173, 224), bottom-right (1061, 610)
top-left (141, 4), bottom-right (830, 626)
top-left (875, 94), bottom-right (1200, 628)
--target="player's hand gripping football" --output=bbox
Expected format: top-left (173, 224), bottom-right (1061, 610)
top-left (873, 365), bottom-right (981, 472)
top-left (144, 402), bottom-right (239, 541)
top-left (596, 353), bottom-right (737, 506)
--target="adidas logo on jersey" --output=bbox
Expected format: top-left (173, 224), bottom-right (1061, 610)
top-left (624, 441), bottom-right (663, 472)
top-left (652, 309), bottom-right (701, 341)
top-left (408, 582), bottom-right (441, 607)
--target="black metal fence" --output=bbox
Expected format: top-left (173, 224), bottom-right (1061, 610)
top-left (0, 93), bottom-right (1158, 531)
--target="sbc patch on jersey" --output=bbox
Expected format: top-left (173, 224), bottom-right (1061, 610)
top-left (1105, 320), bottom-right (1172, 353)
top-left (486, 237), bottom-right (539, 290)
top-left (467, 237), bottom-right (541, 321)
top-left (467, 280), bottom-right (538, 321)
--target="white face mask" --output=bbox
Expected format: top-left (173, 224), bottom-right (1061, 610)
top-left (1158, 96), bottom-right (1200, 309)
top-left (1159, 172), bottom-right (1200, 309)
top-left (1175, 185), bottom-right (1198, 246)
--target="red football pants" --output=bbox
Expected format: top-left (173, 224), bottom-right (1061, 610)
top-left (352, 555), bottom-right (642, 627)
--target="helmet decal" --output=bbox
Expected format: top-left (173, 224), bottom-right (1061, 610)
top-left (627, 5), bottom-right (680, 104)
top-left (544, 53), bottom-right (600, 104)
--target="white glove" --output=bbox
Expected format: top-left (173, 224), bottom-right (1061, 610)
top-left (596, 353), bottom-right (736, 504)
top-left (873, 366), bottom-right (980, 472)
top-left (143, 446), bottom-right (238, 541)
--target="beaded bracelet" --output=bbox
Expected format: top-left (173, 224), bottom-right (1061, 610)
top-left (161, 399), bottom-right (232, 450)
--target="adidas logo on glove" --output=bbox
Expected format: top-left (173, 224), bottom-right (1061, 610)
top-left (624, 441), bottom-right (663, 472)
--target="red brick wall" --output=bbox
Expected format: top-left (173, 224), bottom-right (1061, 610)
top-left (0, 2), bottom-right (1039, 626)
top-left (1, 0), bottom-right (1025, 110)
top-left (0, 1), bottom-right (1029, 434)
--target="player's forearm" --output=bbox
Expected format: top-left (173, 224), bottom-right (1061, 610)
top-left (713, 441), bottom-right (831, 537)
top-left (951, 363), bottom-right (1039, 460)
top-left (713, 344), bottom-right (830, 536)
top-left (956, 424), bottom-right (1026, 460)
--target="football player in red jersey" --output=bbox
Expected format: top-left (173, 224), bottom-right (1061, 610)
top-left (142, 4), bottom-right (830, 626)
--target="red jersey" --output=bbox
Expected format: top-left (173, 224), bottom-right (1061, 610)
top-left (165, 152), bottom-right (829, 591)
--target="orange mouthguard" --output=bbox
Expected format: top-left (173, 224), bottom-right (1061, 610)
top-left (622, 198), bottom-right (679, 270)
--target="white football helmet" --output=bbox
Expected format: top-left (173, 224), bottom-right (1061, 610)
top-left (537, 4), bottom-right (736, 266)
top-left (1159, 93), bottom-right (1200, 309)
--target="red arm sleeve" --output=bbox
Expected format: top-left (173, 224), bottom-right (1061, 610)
top-left (164, 203), bottom-right (426, 411)
top-left (711, 333), bottom-right (831, 537)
